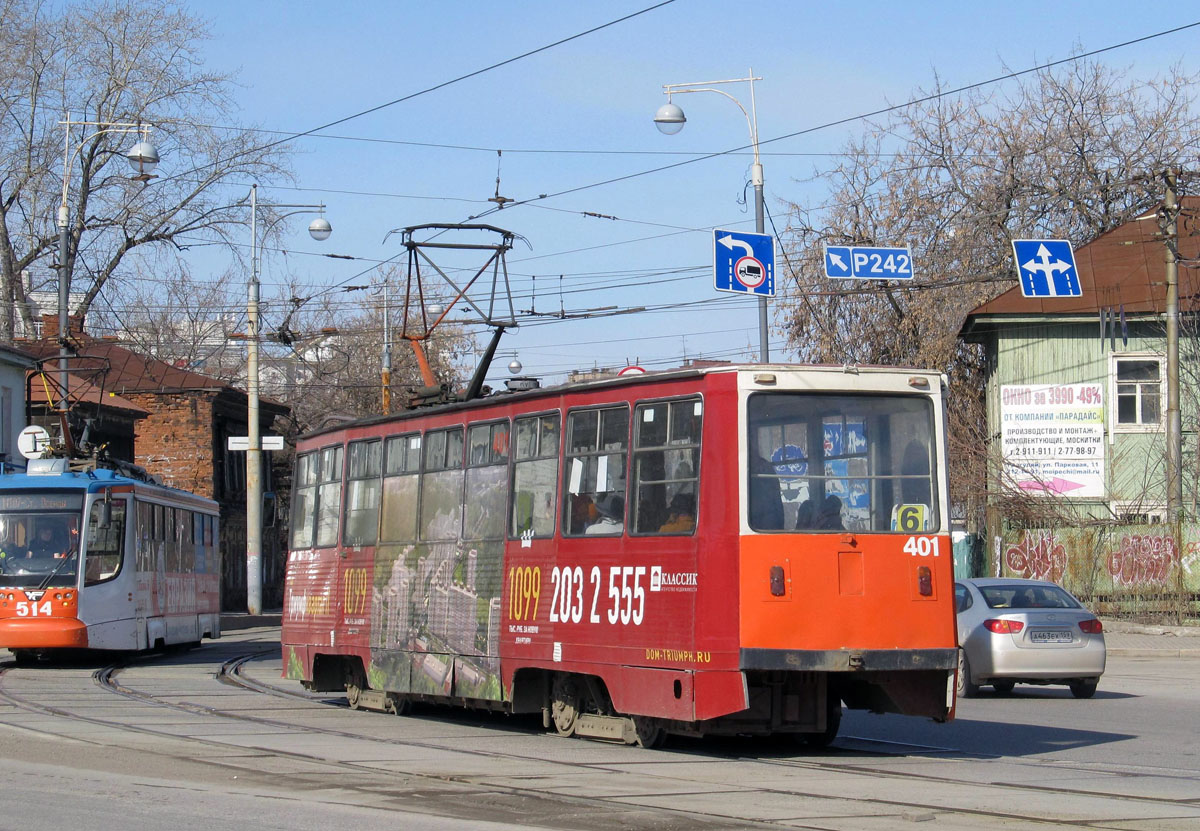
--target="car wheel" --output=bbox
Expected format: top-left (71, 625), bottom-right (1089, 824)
top-left (992, 680), bottom-right (1016, 695)
top-left (956, 649), bottom-right (979, 698)
top-left (1069, 679), bottom-right (1098, 699)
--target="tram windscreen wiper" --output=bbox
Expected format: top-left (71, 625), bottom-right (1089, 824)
top-left (37, 550), bottom-right (77, 591)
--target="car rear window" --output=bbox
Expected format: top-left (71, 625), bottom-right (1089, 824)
top-left (979, 585), bottom-right (1081, 610)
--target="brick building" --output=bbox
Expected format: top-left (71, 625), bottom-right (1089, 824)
top-left (20, 315), bottom-right (289, 611)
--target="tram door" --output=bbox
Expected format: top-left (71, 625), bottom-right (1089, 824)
top-left (77, 495), bottom-right (138, 649)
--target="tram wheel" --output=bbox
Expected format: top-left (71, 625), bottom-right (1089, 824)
top-left (346, 681), bottom-right (364, 710)
top-left (385, 692), bottom-right (411, 716)
top-left (802, 698), bottom-right (842, 748)
top-left (631, 715), bottom-right (665, 749)
top-left (10, 649), bottom-right (38, 667)
top-left (550, 675), bottom-right (582, 736)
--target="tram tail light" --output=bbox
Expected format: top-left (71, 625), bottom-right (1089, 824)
top-left (917, 566), bottom-right (933, 596)
top-left (1078, 618), bottom-right (1103, 634)
top-left (769, 566), bottom-right (786, 597)
top-left (984, 619), bottom-right (1024, 634)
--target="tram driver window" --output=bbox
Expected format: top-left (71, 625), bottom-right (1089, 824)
top-left (85, 499), bottom-right (126, 585)
top-left (563, 406), bottom-right (629, 536)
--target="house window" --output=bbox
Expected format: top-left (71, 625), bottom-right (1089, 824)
top-left (1111, 502), bottom-right (1166, 524)
top-left (1113, 356), bottom-right (1162, 427)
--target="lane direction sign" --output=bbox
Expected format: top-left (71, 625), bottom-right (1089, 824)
top-left (1011, 239), bottom-right (1080, 297)
top-left (714, 229), bottom-right (775, 296)
top-left (822, 244), bottom-right (914, 279)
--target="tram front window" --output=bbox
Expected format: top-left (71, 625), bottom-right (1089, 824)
top-left (747, 392), bottom-right (939, 533)
top-left (0, 505), bottom-right (83, 587)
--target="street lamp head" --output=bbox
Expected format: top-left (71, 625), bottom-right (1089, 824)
top-left (307, 216), bottom-right (332, 241)
top-left (653, 101), bottom-right (686, 135)
top-left (124, 140), bottom-right (160, 180)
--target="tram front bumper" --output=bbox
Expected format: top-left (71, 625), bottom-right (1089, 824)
top-left (0, 617), bottom-right (88, 649)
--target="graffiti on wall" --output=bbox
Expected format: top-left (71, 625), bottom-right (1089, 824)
top-left (1106, 534), bottom-right (1200, 587)
top-left (1004, 531), bottom-right (1067, 582)
top-left (1107, 535), bottom-right (1176, 587)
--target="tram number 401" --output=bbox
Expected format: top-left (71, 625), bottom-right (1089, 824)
top-left (904, 536), bottom-right (941, 557)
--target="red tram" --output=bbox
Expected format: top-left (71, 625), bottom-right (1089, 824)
top-left (282, 364), bottom-right (958, 745)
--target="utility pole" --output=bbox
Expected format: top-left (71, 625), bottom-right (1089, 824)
top-left (1163, 170), bottom-right (1182, 515)
top-left (382, 280), bottom-right (392, 414)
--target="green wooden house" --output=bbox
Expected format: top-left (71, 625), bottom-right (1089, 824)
top-left (959, 199), bottom-right (1199, 615)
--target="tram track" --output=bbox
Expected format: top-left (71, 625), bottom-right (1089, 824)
top-left (2, 644), bottom-right (1199, 830)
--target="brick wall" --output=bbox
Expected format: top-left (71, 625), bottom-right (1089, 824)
top-left (125, 391), bottom-right (217, 497)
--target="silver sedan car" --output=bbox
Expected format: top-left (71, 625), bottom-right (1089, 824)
top-left (955, 578), bottom-right (1106, 699)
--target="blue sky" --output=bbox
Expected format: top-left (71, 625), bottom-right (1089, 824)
top-left (181, 1), bottom-right (1196, 385)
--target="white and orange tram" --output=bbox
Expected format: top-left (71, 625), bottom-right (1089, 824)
top-left (0, 457), bottom-right (221, 661)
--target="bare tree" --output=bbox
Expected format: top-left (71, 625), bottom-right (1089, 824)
top-left (0, 0), bottom-right (292, 340)
top-left (778, 59), bottom-right (1200, 526)
top-left (88, 253), bottom-right (243, 379)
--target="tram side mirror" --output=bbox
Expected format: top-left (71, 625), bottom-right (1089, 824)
top-left (99, 489), bottom-right (113, 529)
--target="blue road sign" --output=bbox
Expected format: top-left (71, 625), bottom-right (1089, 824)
top-left (823, 244), bottom-right (914, 279)
top-left (1011, 239), bottom-right (1080, 297)
top-left (714, 229), bottom-right (775, 296)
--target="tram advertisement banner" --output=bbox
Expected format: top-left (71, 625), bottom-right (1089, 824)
top-left (1000, 383), bottom-right (1104, 498)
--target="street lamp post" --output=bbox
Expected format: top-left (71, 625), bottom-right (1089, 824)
top-left (56, 118), bottom-right (159, 439)
top-left (244, 184), bottom-right (331, 614)
top-left (654, 71), bottom-right (769, 362)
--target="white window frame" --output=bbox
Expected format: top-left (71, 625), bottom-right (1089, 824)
top-left (1109, 501), bottom-right (1167, 525)
top-left (1109, 352), bottom-right (1164, 433)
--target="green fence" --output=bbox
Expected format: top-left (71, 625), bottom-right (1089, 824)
top-left (992, 525), bottom-right (1200, 622)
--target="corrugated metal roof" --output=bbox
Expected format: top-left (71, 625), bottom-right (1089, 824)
top-left (962, 196), bottom-right (1200, 332)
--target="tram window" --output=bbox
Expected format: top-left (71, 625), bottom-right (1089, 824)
top-left (420, 427), bottom-right (464, 541)
top-left (85, 499), bottom-right (126, 585)
top-left (136, 501), bottom-right (154, 571)
top-left (162, 507), bottom-right (179, 572)
top-left (632, 399), bottom-right (701, 535)
top-left (746, 393), bottom-right (938, 533)
top-left (314, 445), bottom-right (344, 547)
top-left (344, 439), bottom-right (382, 547)
top-left (291, 451), bottom-right (318, 549)
top-left (179, 510), bottom-right (194, 574)
top-left (511, 413), bottom-right (559, 539)
top-left (563, 406), bottom-right (629, 537)
top-left (381, 434), bottom-right (420, 543)
top-left (465, 422), bottom-right (510, 541)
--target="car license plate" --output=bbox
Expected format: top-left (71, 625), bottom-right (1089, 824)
top-left (1031, 630), bottom-right (1073, 643)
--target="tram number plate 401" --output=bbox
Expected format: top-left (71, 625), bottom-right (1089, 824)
top-left (1030, 630), bottom-right (1073, 643)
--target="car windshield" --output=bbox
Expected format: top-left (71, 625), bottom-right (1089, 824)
top-left (0, 498), bottom-right (84, 588)
top-left (979, 584), bottom-right (1081, 610)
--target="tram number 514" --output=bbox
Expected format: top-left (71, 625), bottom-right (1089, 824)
top-left (16, 600), bottom-right (53, 616)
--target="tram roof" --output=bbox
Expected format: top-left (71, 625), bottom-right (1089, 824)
top-left (0, 462), bottom-right (218, 507)
top-left (300, 362), bottom-right (944, 442)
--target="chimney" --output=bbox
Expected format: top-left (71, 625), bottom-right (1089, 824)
top-left (40, 312), bottom-right (86, 340)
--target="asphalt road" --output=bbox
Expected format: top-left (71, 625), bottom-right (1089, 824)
top-left (1, 628), bottom-right (1198, 830)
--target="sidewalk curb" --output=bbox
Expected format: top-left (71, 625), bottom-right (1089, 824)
top-left (1109, 648), bottom-right (1200, 659)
